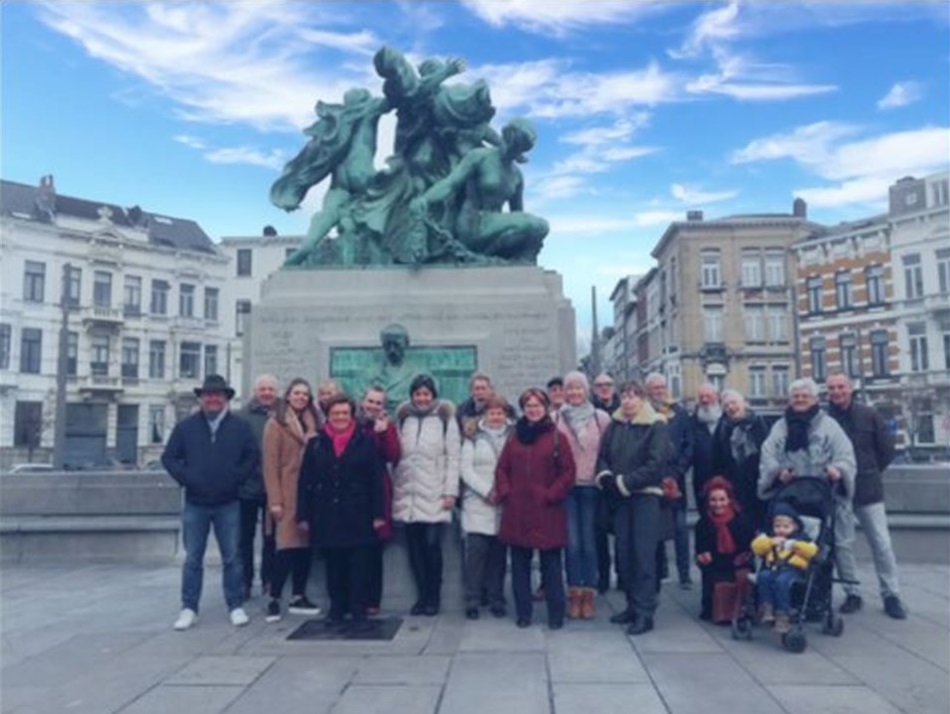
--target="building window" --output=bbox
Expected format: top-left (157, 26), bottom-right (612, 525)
top-left (744, 306), bottom-right (765, 342)
top-left (23, 261), bottom-right (46, 302)
top-left (90, 334), bottom-right (110, 376)
top-left (771, 366), bottom-right (790, 397)
top-left (179, 284), bottom-right (195, 318)
top-left (767, 308), bottom-right (788, 342)
top-left (839, 333), bottom-right (859, 378)
top-left (237, 248), bottom-right (253, 277)
top-left (123, 276), bottom-right (142, 316)
top-left (764, 251), bottom-right (786, 287)
top-left (807, 276), bottom-right (822, 314)
top-left (835, 270), bottom-right (852, 310)
top-left (149, 405), bottom-right (166, 444)
top-left (150, 280), bottom-right (169, 315)
top-left (179, 341), bottom-right (201, 379)
top-left (865, 265), bottom-right (885, 305)
top-left (13, 401), bottom-right (43, 448)
top-left (236, 300), bottom-right (252, 336)
top-left (204, 287), bottom-right (219, 322)
top-left (121, 337), bottom-right (140, 379)
top-left (19, 328), bottom-right (42, 374)
top-left (809, 335), bottom-right (827, 382)
top-left (903, 254), bottom-right (924, 299)
top-left (908, 322), bottom-right (929, 372)
top-left (914, 398), bottom-right (935, 444)
top-left (703, 306), bottom-right (723, 342)
top-left (65, 266), bottom-right (82, 307)
top-left (701, 252), bottom-right (721, 289)
top-left (204, 344), bottom-right (218, 377)
top-left (931, 178), bottom-right (949, 207)
top-left (93, 271), bottom-right (112, 308)
top-left (749, 366), bottom-right (766, 398)
top-left (944, 332), bottom-right (950, 372)
top-left (0, 323), bottom-right (10, 370)
top-left (740, 251), bottom-right (761, 288)
top-left (148, 340), bottom-right (166, 379)
top-left (66, 331), bottom-right (78, 376)
top-left (870, 329), bottom-right (889, 377)
top-left (937, 248), bottom-right (950, 295)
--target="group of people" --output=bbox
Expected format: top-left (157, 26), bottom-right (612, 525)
top-left (161, 365), bottom-right (908, 637)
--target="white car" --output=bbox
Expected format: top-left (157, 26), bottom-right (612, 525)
top-left (7, 463), bottom-right (55, 474)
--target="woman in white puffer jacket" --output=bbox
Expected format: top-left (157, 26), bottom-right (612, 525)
top-left (393, 374), bottom-right (460, 616)
top-left (460, 395), bottom-right (513, 620)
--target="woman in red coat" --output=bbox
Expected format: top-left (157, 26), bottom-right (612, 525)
top-left (496, 388), bottom-right (576, 629)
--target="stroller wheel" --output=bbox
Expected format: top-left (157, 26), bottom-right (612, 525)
top-left (782, 630), bottom-right (807, 653)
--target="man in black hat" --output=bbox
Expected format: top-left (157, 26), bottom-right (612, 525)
top-left (162, 375), bottom-right (260, 630)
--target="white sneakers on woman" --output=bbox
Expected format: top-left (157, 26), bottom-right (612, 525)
top-left (172, 606), bottom-right (249, 630)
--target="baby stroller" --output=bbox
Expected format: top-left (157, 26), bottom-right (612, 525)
top-left (731, 477), bottom-right (847, 653)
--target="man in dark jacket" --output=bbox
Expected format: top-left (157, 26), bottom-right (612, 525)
top-left (592, 372), bottom-right (621, 413)
top-left (162, 375), bottom-right (260, 631)
top-left (826, 372), bottom-right (907, 620)
top-left (238, 374), bottom-right (279, 599)
top-left (592, 372), bottom-right (621, 592)
top-left (646, 373), bottom-right (694, 589)
top-left (457, 372), bottom-right (516, 438)
top-left (690, 383), bottom-right (722, 509)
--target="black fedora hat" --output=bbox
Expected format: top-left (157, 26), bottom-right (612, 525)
top-left (194, 374), bottom-right (236, 400)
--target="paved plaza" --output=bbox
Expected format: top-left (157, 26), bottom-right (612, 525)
top-left (1, 535), bottom-right (948, 714)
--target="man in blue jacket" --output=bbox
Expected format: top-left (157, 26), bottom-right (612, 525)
top-left (162, 375), bottom-right (260, 630)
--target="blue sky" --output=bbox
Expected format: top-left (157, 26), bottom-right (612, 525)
top-left (3, 1), bottom-right (949, 344)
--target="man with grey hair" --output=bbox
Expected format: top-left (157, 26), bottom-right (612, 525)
top-left (826, 371), bottom-right (906, 619)
top-left (760, 378), bottom-right (857, 609)
top-left (238, 374), bottom-right (280, 599)
top-left (645, 372), bottom-right (694, 589)
top-left (689, 383), bottom-right (722, 508)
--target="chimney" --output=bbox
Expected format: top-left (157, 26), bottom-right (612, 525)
top-left (793, 197), bottom-right (807, 218)
top-left (686, 210), bottom-right (703, 221)
top-left (263, 225), bottom-right (277, 237)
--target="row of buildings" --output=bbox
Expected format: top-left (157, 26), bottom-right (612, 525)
top-left (599, 170), bottom-right (949, 454)
top-left (0, 177), bottom-right (300, 469)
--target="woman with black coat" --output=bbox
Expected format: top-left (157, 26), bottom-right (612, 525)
top-left (711, 389), bottom-right (769, 530)
top-left (296, 393), bottom-right (386, 623)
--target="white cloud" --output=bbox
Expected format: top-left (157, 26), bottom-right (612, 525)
top-left (733, 122), bottom-right (950, 208)
top-left (877, 81), bottom-right (924, 110)
top-left (671, 184), bottom-right (738, 204)
top-left (204, 146), bottom-right (286, 171)
top-left (36, 1), bottom-right (379, 132)
top-left (633, 210), bottom-right (684, 227)
top-left (533, 176), bottom-right (591, 202)
top-left (460, 0), bottom-right (665, 35)
top-left (173, 134), bottom-right (206, 150)
top-left (673, 1), bottom-right (741, 58)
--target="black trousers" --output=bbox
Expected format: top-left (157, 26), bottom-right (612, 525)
top-left (405, 523), bottom-right (445, 607)
top-left (614, 495), bottom-right (660, 619)
top-left (367, 542), bottom-right (385, 609)
top-left (324, 545), bottom-right (373, 619)
top-left (510, 545), bottom-right (565, 625)
top-left (269, 547), bottom-right (312, 600)
top-left (464, 533), bottom-right (507, 609)
top-left (239, 498), bottom-right (275, 590)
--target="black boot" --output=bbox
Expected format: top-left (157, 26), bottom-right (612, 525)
top-left (626, 616), bottom-right (654, 636)
top-left (610, 610), bottom-right (636, 624)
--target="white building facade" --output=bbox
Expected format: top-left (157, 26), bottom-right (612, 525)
top-left (0, 178), bottom-right (239, 469)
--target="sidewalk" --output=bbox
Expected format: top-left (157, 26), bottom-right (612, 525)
top-left (1, 555), bottom-right (947, 714)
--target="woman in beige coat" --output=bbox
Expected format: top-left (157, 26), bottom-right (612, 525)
top-left (262, 378), bottom-right (323, 622)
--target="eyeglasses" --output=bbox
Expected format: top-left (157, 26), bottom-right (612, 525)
top-left (594, 382), bottom-right (613, 388)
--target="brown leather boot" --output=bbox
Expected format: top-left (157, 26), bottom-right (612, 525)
top-left (567, 588), bottom-right (582, 619)
top-left (580, 588), bottom-right (595, 619)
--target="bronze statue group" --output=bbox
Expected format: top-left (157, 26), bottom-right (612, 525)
top-left (163, 367), bottom-right (908, 645)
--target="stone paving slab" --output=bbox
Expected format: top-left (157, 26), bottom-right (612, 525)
top-left (767, 685), bottom-right (904, 714)
top-left (439, 652), bottom-right (549, 714)
top-left (552, 683), bottom-right (667, 714)
top-left (330, 684), bottom-right (442, 714)
top-left (116, 684), bottom-right (243, 714)
top-left (224, 656), bottom-right (360, 714)
top-left (355, 655), bottom-right (452, 684)
top-left (164, 654), bottom-right (275, 685)
top-left (546, 627), bottom-right (651, 683)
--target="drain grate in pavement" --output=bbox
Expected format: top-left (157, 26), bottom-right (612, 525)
top-left (287, 617), bottom-right (403, 641)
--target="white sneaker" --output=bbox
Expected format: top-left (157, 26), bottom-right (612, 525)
top-left (173, 608), bottom-right (197, 631)
top-left (230, 607), bottom-right (250, 627)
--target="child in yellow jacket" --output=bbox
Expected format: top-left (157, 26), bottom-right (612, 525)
top-left (751, 503), bottom-right (818, 633)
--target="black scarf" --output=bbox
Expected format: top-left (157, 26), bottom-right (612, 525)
top-left (516, 416), bottom-right (552, 445)
top-left (784, 404), bottom-right (819, 453)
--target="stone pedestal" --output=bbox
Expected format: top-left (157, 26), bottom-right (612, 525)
top-left (245, 265), bottom-right (576, 404)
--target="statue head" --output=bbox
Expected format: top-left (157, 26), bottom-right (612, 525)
top-left (343, 87), bottom-right (372, 106)
top-left (502, 119), bottom-right (536, 160)
top-left (380, 323), bottom-right (410, 366)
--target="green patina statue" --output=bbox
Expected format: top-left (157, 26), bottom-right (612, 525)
top-left (271, 46), bottom-right (548, 268)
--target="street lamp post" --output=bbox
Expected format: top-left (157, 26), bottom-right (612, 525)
top-left (52, 262), bottom-right (72, 469)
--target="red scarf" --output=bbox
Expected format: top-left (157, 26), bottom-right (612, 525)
top-left (708, 504), bottom-right (737, 555)
top-left (324, 421), bottom-right (356, 457)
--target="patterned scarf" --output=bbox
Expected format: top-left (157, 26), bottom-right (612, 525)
top-left (708, 503), bottom-right (738, 554)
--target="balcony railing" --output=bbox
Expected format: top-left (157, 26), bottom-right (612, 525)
top-left (80, 306), bottom-right (124, 327)
top-left (76, 375), bottom-right (124, 393)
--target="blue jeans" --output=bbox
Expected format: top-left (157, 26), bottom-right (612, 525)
top-left (565, 486), bottom-right (599, 588)
top-left (757, 568), bottom-right (802, 613)
top-left (181, 500), bottom-right (244, 612)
